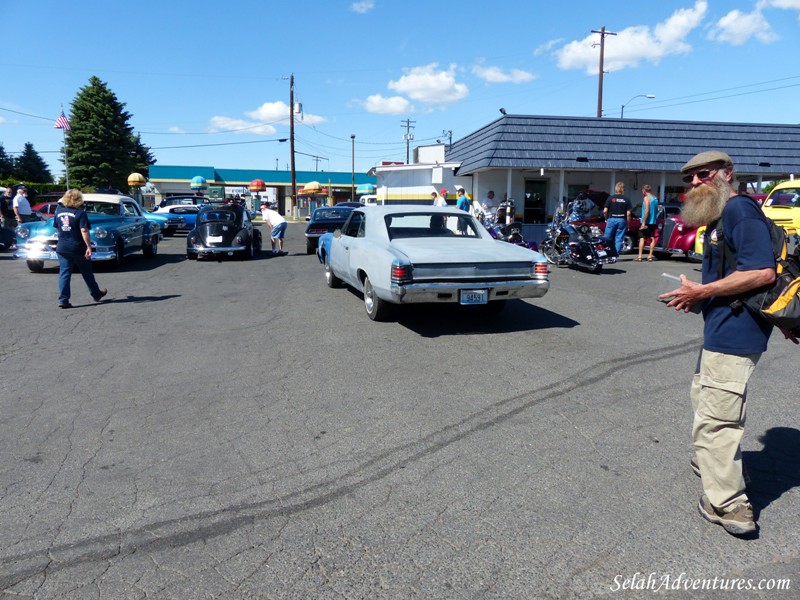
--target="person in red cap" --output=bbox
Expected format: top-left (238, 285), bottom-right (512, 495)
top-left (432, 189), bottom-right (447, 207)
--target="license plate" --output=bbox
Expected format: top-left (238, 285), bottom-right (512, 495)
top-left (460, 289), bottom-right (488, 305)
top-left (207, 235), bottom-right (223, 243)
top-left (597, 249), bottom-right (607, 257)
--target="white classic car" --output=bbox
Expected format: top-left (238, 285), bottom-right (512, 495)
top-left (316, 205), bottom-right (550, 321)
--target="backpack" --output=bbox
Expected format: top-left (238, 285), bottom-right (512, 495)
top-left (709, 195), bottom-right (800, 335)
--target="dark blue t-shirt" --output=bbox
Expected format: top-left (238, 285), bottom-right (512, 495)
top-left (702, 195), bottom-right (775, 354)
top-left (54, 205), bottom-right (91, 254)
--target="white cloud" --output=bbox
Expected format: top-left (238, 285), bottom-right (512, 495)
top-left (209, 116), bottom-right (277, 135)
top-left (361, 94), bottom-right (413, 114)
top-left (708, 7), bottom-right (774, 45)
top-left (246, 100), bottom-right (326, 126)
top-left (763, 0), bottom-right (800, 8)
top-left (472, 64), bottom-right (535, 84)
top-left (388, 63), bottom-right (468, 105)
top-left (534, 39), bottom-right (563, 57)
top-left (168, 126), bottom-right (185, 134)
top-left (555, 0), bottom-right (708, 74)
top-left (351, 1), bottom-right (375, 14)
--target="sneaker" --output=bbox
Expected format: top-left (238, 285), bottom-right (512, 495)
top-left (93, 288), bottom-right (108, 302)
top-left (698, 495), bottom-right (756, 535)
top-left (58, 302), bottom-right (72, 309)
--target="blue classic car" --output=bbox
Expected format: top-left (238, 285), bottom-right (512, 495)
top-left (151, 195), bottom-right (207, 236)
top-left (317, 205), bottom-right (550, 321)
top-left (14, 194), bottom-right (162, 272)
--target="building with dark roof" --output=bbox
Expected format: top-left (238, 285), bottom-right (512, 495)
top-left (440, 114), bottom-right (800, 224)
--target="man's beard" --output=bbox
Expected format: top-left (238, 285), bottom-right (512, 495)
top-left (681, 175), bottom-right (732, 227)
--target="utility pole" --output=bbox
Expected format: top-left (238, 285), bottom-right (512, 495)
top-left (401, 119), bottom-right (416, 164)
top-left (289, 73), bottom-right (297, 211)
top-left (591, 26), bottom-right (616, 118)
top-left (350, 134), bottom-right (355, 203)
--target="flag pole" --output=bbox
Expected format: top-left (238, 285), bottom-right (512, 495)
top-left (63, 128), bottom-right (70, 188)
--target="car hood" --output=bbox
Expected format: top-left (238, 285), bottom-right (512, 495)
top-left (390, 238), bottom-right (542, 263)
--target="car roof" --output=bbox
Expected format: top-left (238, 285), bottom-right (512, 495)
top-left (357, 205), bottom-right (463, 216)
top-left (771, 181), bottom-right (800, 192)
top-left (81, 194), bottom-right (136, 204)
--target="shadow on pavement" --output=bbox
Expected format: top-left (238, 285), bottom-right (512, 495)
top-left (744, 427), bottom-right (800, 514)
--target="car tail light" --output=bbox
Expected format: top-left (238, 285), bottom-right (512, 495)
top-left (307, 228), bottom-right (326, 235)
top-left (188, 234), bottom-right (198, 245)
top-left (532, 262), bottom-right (549, 278)
top-left (391, 261), bottom-right (412, 284)
top-left (234, 234), bottom-right (244, 244)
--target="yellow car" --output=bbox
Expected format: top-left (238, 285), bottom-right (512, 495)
top-left (762, 181), bottom-right (800, 235)
top-left (691, 224), bottom-right (706, 262)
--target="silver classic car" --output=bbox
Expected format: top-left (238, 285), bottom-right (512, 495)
top-left (316, 205), bottom-right (550, 320)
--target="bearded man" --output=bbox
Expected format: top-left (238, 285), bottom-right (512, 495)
top-left (660, 151), bottom-right (778, 537)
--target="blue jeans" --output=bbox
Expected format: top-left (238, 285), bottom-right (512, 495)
top-left (604, 217), bottom-right (627, 253)
top-left (57, 251), bottom-right (102, 304)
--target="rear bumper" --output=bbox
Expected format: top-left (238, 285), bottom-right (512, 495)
top-left (389, 278), bottom-right (550, 304)
top-left (191, 244), bottom-right (246, 255)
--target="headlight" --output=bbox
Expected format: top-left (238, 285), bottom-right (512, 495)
top-left (15, 225), bottom-right (29, 239)
top-left (94, 227), bottom-right (108, 239)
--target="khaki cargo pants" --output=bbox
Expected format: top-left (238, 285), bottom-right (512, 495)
top-left (691, 349), bottom-right (761, 511)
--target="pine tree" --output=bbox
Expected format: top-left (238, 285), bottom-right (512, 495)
top-left (66, 76), bottom-right (153, 190)
top-left (0, 144), bottom-right (14, 179)
top-left (14, 143), bottom-right (53, 183)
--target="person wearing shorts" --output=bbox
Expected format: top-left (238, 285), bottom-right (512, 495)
top-left (261, 201), bottom-right (287, 255)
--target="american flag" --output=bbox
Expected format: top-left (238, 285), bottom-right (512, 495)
top-left (54, 111), bottom-right (71, 131)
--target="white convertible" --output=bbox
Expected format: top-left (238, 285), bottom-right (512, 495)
top-left (316, 205), bottom-right (550, 321)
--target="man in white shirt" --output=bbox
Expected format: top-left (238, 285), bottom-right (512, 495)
top-left (261, 201), bottom-right (287, 255)
top-left (482, 190), bottom-right (496, 215)
top-left (13, 186), bottom-right (33, 223)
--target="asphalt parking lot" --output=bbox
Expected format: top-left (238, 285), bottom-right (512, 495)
top-left (1, 224), bottom-right (798, 598)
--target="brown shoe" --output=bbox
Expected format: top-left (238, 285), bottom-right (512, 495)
top-left (698, 495), bottom-right (756, 535)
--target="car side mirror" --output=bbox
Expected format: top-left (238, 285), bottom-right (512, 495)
top-left (305, 216), bottom-right (311, 221)
top-left (333, 229), bottom-right (342, 239)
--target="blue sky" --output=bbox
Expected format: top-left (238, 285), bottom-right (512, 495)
top-left (2, 0), bottom-right (799, 182)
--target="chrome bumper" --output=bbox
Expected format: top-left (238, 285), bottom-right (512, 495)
top-left (13, 244), bottom-right (116, 262)
top-left (192, 244), bottom-right (246, 255)
top-left (390, 278), bottom-right (550, 304)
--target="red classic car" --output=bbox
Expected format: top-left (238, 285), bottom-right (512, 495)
top-left (645, 203), bottom-right (699, 260)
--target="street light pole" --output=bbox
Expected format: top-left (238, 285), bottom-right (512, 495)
top-left (350, 134), bottom-right (355, 203)
top-left (289, 73), bottom-right (297, 214)
top-left (621, 94), bottom-right (655, 118)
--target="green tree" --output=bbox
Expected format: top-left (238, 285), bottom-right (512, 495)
top-left (65, 76), bottom-right (153, 190)
top-left (14, 142), bottom-right (53, 183)
top-left (132, 133), bottom-right (156, 179)
top-left (0, 144), bottom-right (14, 178)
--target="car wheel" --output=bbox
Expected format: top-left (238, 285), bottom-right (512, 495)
top-left (621, 234), bottom-right (633, 254)
top-left (306, 239), bottom-right (315, 255)
top-left (143, 235), bottom-right (158, 258)
top-left (325, 256), bottom-right (342, 288)
top-left (187, 251), bottom-right (198, 260)
top-left (253, 232), bottom-right (262, 255)
top-left (26, 259), bottom-right (44, 272)
top-left (243, 241), bottom-right (254, 260)
top-left (363, 275), bottom-right (389, 321)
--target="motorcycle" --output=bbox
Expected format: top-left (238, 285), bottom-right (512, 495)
top-left (482, 200), bottom-right (538, 251)
top-left (539, 205), bottom-right (617, 273)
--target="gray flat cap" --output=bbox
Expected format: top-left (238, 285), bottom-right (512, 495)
top-left (681, 150), bottom-right (733, 173)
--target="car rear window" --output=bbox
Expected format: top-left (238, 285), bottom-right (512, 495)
top-left (200, 211), bottom-right (236, 223)
top-left (385, 213), bottom-right (479, 239)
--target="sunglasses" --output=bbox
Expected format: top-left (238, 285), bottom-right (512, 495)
top-left (682, 168), bottom-right (720, 184)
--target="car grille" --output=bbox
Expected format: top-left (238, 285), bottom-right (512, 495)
top-left (654, 219), bottom-right (677, 250)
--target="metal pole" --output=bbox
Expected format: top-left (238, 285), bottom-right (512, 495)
top-left (350, 134), bottom-right (355, 203)
top-left (290, 73), bottom-right (297, 215)
top-left (63, 129), bottom-right (70, 188)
